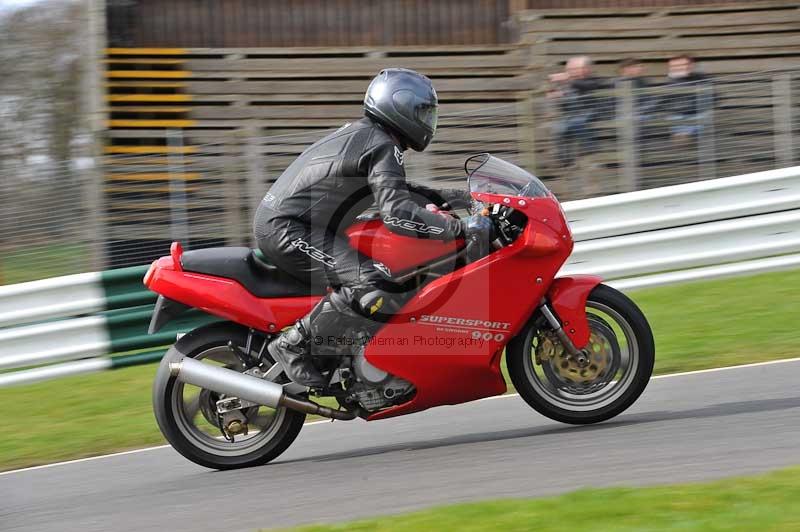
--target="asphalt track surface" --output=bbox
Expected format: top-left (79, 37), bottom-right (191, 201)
top-left (2, 359), bottom-right (799, 531)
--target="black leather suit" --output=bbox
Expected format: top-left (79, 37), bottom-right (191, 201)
top-left (254, 117), bottom-right (466, 333)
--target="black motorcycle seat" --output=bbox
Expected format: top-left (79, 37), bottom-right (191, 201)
top-left (181, 247), bottom-right (324, 298)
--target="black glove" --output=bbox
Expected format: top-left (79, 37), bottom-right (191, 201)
top-left (440, 188), bottom-right (474, 210)
top-left (460, 214), bottom-right (495, 262)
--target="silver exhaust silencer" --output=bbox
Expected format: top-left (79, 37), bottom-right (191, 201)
top-left (169, 356), bottom-right (284, 408)
top-left (168, 356), bottom-right (356, 420)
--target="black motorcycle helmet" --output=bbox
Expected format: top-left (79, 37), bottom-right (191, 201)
top-left (364, 68), bottom-right (439, 152)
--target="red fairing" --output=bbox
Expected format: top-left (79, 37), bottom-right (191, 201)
top-left (547, 275), bottom-right (603, 349)
top-left (346, 218), bottom-right (461, 273)
top-left (144, 255), bottom-right (318, 332)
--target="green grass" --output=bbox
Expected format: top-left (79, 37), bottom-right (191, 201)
top-left (0, 269), bottom-right (798, 471)
top-left (631, 269), bottom-right (799, 374)
top-left (0, 363), bottom-right (164, 470)
top-left (273, 466), bottom-right (800, 532)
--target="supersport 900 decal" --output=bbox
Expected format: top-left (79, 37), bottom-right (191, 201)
top-left (419, 315), bottom-right (511, 330)
top-left (417, 314), bottom-right (512, 342)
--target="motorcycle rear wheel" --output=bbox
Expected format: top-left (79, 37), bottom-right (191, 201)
top-left (507, 284), bottom-right (654, 425)
top-left (153, 322), bottom-right (306, 469)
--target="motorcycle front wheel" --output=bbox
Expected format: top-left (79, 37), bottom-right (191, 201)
top-left (152, 322), bottom-right (306, 469)
top-left (507, 283), bottom-right (654, 425)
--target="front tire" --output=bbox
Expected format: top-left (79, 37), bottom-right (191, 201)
top-left (507, 284), bottom-right (654, 425)
top-left (153, 322), bottom-right (306, 469)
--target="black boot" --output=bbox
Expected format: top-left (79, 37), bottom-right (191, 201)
top-left (267, 321), bottom-right (327, 389)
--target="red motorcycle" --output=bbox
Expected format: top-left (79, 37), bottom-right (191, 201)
top-left (145, 154), bottom-right (654, 470)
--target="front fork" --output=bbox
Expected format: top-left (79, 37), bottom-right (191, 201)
top-left (538, 300), bottom-right (589, 366)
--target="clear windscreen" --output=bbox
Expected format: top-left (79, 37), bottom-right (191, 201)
top-left (465, 154), bottom-right (549, 198)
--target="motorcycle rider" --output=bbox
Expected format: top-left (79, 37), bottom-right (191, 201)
top-left (254, 68), bottom-right (493, 388)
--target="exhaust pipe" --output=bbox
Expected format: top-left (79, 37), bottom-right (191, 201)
top-left (168, 357), bottom-right (355, 420)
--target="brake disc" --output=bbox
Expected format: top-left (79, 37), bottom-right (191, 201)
top-left (551, 330), bottom-right (612, 384)
top-left (537, 318), bottom-right (619, 391)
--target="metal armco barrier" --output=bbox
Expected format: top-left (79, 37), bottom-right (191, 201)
top-left (1, 166), bottom-right (799, 387)
top-left (0, 265), bottom-right (219, 386)
top-left (0, 266), bottom-right (152, 328)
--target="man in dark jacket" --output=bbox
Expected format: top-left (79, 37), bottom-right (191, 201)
top-left (254, 68), bottom-right (491, 388)
top-left (548, 56), bottom-right (611, 166)
top-left (662, 55), bottom-right (714, 141)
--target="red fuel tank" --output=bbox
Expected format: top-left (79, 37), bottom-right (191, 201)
top-left (346, 218), bottom-right (461, 273)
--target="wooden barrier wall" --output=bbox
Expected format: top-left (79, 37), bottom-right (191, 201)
top-left (107, 0), bottom-right (517, 47)
top-left (518, 1), bottom-right (800, 76)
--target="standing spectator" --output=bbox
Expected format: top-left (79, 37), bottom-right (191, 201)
top-left (548, 56), bottom-right (611, 167)
top-left (662, 55), bottom-right (714, 143)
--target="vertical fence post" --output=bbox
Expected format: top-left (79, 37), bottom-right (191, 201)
top-left (166, 129), bottom-right (190, 246)
top-left (619, 80), bottom-right (639, 192)
top-left (772, 72), bottom-right (794, 168)
top-left (697, 83), bottom-right (717, 180)
top-left (244, 124), bottom-right (263, 248)
top-left (85, 0), bottom-right (107, 271)
top-left (0, 178), bottom-right (9, 283)
top-left (222, 132), bottom-right (245, 246)
top-left (516, 93), bottom-right (537, 173)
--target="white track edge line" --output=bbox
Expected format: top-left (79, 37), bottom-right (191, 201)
top-left (0, 420), bottom-right (332, 476)
top-left (650, 356), bottom-right (800, 378)
top-left (2, 356), bottom-right (799, 477)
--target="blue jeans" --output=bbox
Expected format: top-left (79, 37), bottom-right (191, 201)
top-left (554, 115), bottom-right (596, 166)
top-left (668, 114), bottom-right (704, 137)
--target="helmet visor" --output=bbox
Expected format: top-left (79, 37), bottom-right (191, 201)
top-left (416, 104), bottom-right (438, 135)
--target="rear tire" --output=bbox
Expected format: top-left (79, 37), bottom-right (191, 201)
top-left (507, 284), bottom-right (654, 425)
top-left (153, 322), bottom-right (305, 469)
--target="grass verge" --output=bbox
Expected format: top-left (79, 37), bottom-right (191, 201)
top-left (272, 466), bottom-right (800, 531)
top-left (1, 269), bottom-right (798, 471)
